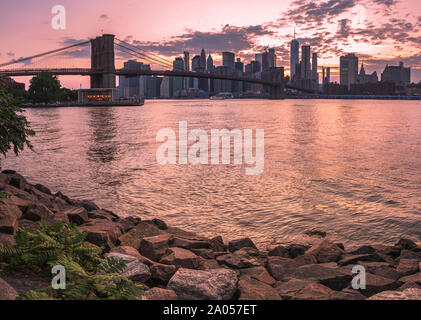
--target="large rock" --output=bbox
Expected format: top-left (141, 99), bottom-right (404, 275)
top-left (0, 233), bottom-right (15, 248)
top-left (208, 236), bottom-right (225, 252)
top-left (267, 245), bottom-right (289, 258)
top-left (0, 202), bottom-right (22, 235)
top-left (170, 236), bottom-right (210, 250)
top-left (145, 288), bottom-right (178, 300)
top-left (0, 278), bottom-right (18, 300)
top-left (105, 252), bottom-right (151, 283)
top-left (294, 264), bottom-right (352, 291)
top-left (63, 206), bottom-right (89, 226)
top-left (240, 267), bottom-right (276, 285)
top-left (287, 244), bottom-right (309, 258)
top-left (140, 234), bottom-right (171, 261)
top-left (87, 209), bottom-right (119, 221)
top-left (275, 278), bottom-right (314, 300)
top-left (396, 259), bottom-right (419, 277)
top-left (305, 239), bottom-right (344, 263)
top-left (150, 263), bottom-right (177, 284)
top-left (167, 268), bottom-right (238, 300)
top-left (216, 247), bottom-right (266, 269)
top-left (399, 272), bottom-right (421, 285)
top-left (228, 238), bottom-right (257, 253)
top-left (160, 247), bottom-right (201, 269)
top-left (110, 246), bottom-right (143, 260)
top-left (267, 256), bottom-right (299, 281)
top-left (358, 272), bottom-right (401, 297)
top-left (368, 288), bottom-right (421, 300)
top-left (294, 254), bottom-right (318, 266)
top-left (293, 283), bottom-right (340, 300)
top-left (238, 276), bottom-right (281, 300)
top-left (395, 238), bottom-right (417, 251)
top-left (118, 222), bottom-right (165, 250)
top-left (78, 220), bottom-right (123, 250)
top-left (21, 204), bottom-right (54, 222)
top-left (338, 253), bottom-right (385, 266)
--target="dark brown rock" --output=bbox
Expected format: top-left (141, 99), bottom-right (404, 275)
top-left (140, 234), bottom-right (172, 261)
top-left (150, 263), bottom-right (177, 284)
top-left (240, 267), bottom-right (276, 285)
top-left (294, 254), bottom-right (318, 266)
top-left (267, 256), bottom-right (299, 281)
top-left (0, 233), bottom-right (15, 248)
top-left (110, 246), bottom-right (143, 260)
top-left (208, 236), bottom-right (225, 252)
top-left (21, 203), bottom-right (54, 222)
top-left (152, 218), bottom-right (167, 230)
top-left (238, 276), bottom-right (281, 300)
top-left (78, 220), bottom-right (123, 250)
top-left (275, 278), bottom-right (313, 300)
top-left (228, 238), bottom-right (257, 253)
top-left (170, 236), bottom-right (210, 250)
top-left (399, 273), bottom-right (421, 285)
top-left (305, 239), bottom-right (344, 263)
top-left (191, 248), bottom-right (216, 259)
top-left (395, 238), bottom-right (417, 251)
top-left (118, 222), bottom-right (165, 250)
top-left (64, 206), bottom-right (89, 225)
top-left (294, 264), bottom-right (352, 291)
top-left (287, 244), bottom-right (310, 258)
top-left (0, 278), bottom-right (18, 300)
top-left (338, 253), bottom-right (385, 266)
top-left (145, 288), bottom-right (178, 300)
top-left (33, 184), bottom-right (52, 195)
top-left (396, 259), bottom-right (419, 277)
top-left (160, 247), bottom-right (201, 269)
top-left (267, 245), bottom-right (289, 257)
top-left (358, 272), bottom-right (401, 297)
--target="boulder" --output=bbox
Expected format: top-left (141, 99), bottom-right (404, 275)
top-left (200, 259), bottom-right (220, 270)
top-left (118, 222), bottom-right (165, 250)
top-left (267, 256), bottom-right (299, 281)
top-left (160, 247), bottom-right (201, 269)
top-left (293, 283), bottom-right (339, 300)
top-left (0, 215), bottom-right (18, 235)
top-left (228, 238), bottom-right (257, 253)
top-left (287, 244), bottom-right (309, 258)
top-left (140, 234), bottom-right (171, 261)
top-left (0, 278), bottom-right (18, 300)
top-left (145, 288), bottom-right (178, 300)
top-left (240, 266), bottom-right (276, 285)
top-left (338, 253), bottom-right (385, 266)
top-left (110, 246), bottom-right (143, 260)
top-left (87, 209), bottom-right (119, 221)
top-left (191, 248), bottom-right (216, 259)
top-left (0, 233), bottom-right (15, 248)
top-left (275, 278), bottom-right (314, 300)
top-left (395, 238), bottom-right (417, 251)
top-left (294, 254), bottom-right (318, 266)
top-left (33, 184), bottom-right (52, 195)
top-left (396, 259), bottom-right (419, 277)
top-left (368, 288), bottom-right (421, 300)
top-left (358, 272), bottom-right (401, 297)
top-left (208, 236), bottom-right (225, 252)
top-left (167, 268), bottom-right (238, 300)
top-left (370, 266), bottom-right (401, 281)
top-left (305, 239), bottom-right (344, 263)
top-left (78, 220), bottom-right (123, 250)
top-left (294, 264), bottom-right (352, 291)
top-left (21, 204), bottom-right (54, 222)
top-left (397, 249), bottom-right (421, 261)
top-left (18, 219), bottom-right (41, 233)
top-left (238, 276), bottom-right (281, 300)
top-left (105, 252), bottom-right (151, 283)
top-left (170, 237), bottom-right (210, 250)
top-left (118, 217), bottom-right (139, 233)
top-left (64, 206), bottom-right (89, 225)
top-left (6, 172), bottom-right (27, 190)
top-left (350, 245), bottom-right (376, 255)
top-left (152, 218), bottom-right (167, 230)
top-left (216, 252), bottom-right (259, 269)
top-left (150, 263), bottom-right (177, 284)
top-left (399, 272), bottom-right (421, 285)
top-left (267, 245), bottom-right (289, 258)
top-left (397, 281), bottom-right (421, 291)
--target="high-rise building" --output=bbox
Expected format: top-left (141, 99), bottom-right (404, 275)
top-left (160, 77), bottom-right (173, 98)
top-left (200, 49), bottom-right (206, 70)
top-left (250, 61), bottom-right (261, 74)
top-left (268, 48), bottom-right (276, 69)
top-left (214, 66), bottom-right (232, 93)
top-left (290, 39), bottom-right (299, 78)
top-left (222, 52), bottom-right (235, 71)
top-left (172, 57), bottom-right (184, 95)
top-left (340, 53), bottom-right (359, 90)
top-left (301, 45), bottom-right (311, 80)
top-left (255, 53), bottom-right (263, 72)
top-left (312, 52), bottom-right (318, 86)
top-left (357, 64), bottom-right (378, 84)
top-left (118, 60), bottom-right (150, 98)
top-left (233, 58), bottom-right (244, 94)
top-left (381, 62), bottom-right (410, 86)
top-left (183, 51), bottom-right (190, 72)
top-left (207, 54), bottom-right (214, 73)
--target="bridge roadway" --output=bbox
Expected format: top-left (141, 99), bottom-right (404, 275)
top-left (0, 68), bottom-right (318, 93)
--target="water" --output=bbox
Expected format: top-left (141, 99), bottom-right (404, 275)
top-left (3, 99), bottom-right (421, 249)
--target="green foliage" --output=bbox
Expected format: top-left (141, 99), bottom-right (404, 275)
top-left (58, 88), bottom-right (78, 102)
top-left (28, 71), bottom-right (61, 103)
top-left (0, 222), bottom-right (144, 300)
top-left (0, 88), bottom-right (35, 168)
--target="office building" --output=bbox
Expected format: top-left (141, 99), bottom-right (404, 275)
top-left (118, 60), bottom-right (150, 98)
top-left (173, 57), bottom-right (184, 95)
top-left (222, 52), bottom-right (235, 71)
top-left (312, 52), bottom-right (318, 86)
top-left (357, 64), bottom-right (378, 84)
top-left (301, 45), bottom-right (311, 80)
top-left (381, 62), bottom-right (411, 86)
top-left (340, 53), bottom-right (359, 90)
top-left (290, 39), bottom-right (299, 78)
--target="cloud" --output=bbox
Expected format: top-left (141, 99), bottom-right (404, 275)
top-left (99, 14), bottom-right (110, 21)
top-left (7, 52), bottom-right (15, 57)
top-left (57, 38), bottom-right (91, 58)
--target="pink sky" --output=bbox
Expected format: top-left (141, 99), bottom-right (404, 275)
top-left (1, 0), bottom-right (420, 89)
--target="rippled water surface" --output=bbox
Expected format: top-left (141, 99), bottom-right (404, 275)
top-left (4, 99), bottom-right (421, 248)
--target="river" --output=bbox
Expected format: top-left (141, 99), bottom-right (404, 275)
top-left (3, 99), bottom-right (421, 248)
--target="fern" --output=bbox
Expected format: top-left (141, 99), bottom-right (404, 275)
top-left (0, 222), bottom-right (145, 300)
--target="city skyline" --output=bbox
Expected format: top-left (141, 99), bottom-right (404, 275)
top-left (1, 0), bottom-right (421, 88)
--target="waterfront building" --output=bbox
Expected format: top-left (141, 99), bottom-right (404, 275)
top-left (381, 62), bottom-right (411, 86)
top-left (312, 52), bottom-right (318, 87)
top-left (160, 76), bottom-right (173, 98)
top-left (301, 45), bottom-right (311, 80)
top-left (184, 51), bottom-right (190, 89)
top-left (222, 52), bottom-right (235, 71)
top-left (290, 39), bottom-right (299, 78)
top-left (255, 53), bottom-right (263, 72)
top-left (207, 54), bottom-right (214, 73)
top-left (118, 60), bottom-right (150, 98)
top-left (340, 53), bottom-right (359, 90)
top-left (356, 64), bottom-right (378, 84)
top-left (172, 57), bottom-right (184, 95)
top-left (214, 66), bottom-right (232, 93)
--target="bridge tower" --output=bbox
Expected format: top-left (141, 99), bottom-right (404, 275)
top-left (268, 67), bottom-right (285, 99)
top-left (90, 34), bottom-right (116, 88)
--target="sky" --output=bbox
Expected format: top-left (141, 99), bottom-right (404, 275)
top-left (0, 0), bottom-right (421, 89)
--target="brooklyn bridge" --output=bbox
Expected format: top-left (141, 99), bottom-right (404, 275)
top-left (0, 34), bottom-right (318, 99)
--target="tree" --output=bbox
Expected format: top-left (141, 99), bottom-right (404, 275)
top-left (0, 88), bottom-right (35, 168)
top-left (28, 71), bottom-right (61, 103)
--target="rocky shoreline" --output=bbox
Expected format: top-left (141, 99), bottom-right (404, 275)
top-left (1, 170), bottom-right (421, 300)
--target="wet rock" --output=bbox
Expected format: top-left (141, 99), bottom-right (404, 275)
top-left (395, 238), bottom-right (417, 251)
top-left (170, 236), bottom-right (210, 250)
top-left (118, 217), bottom-right (140, 233)
top-left (368, 288), bottom-right (421, 300)
top-left (64, 206), bottom-right (89, 226)
top-left (396, 259), bottom-right (419, 277)
top-left (21, 203), bottom-right (54, 222)
top-left (145, 288), bottom-right (178, 300)
top-left (0, 278), bottom-right (18, 300)
top-left (397, 281), bottom-right (421, 291)
top-left (105, 252), bottom-right (150, 283)
top-left (305, 239), bottom-right (344, 263)
top-left (33, 184), bottom-right (52, 195)
top-left (228, 238), bottom-right (257, 253)
top-left (293, 283), bottom-right (337, 300)
top-left (78, 220), bottom-right (123, 250)
top-left (167, 268), bottom-right (238, 300)
top-left (87, 209), bottom-right (118, 221)
top-left (267, 256), bottom-right (299, 281)
top-left (370, 266), bottom-right (401, 281)
top-left (110, 246), bottom-right (143, 260)
top-left (294, 254), bottom-right (318, 266)
top-left (304, 229), bottom-right (327, 238)
top-left (287, 244), bottom-right (309, 258)
top-left (118, 222), bottom-right (165, 250)
top-left (240, 266), bottom-right (276, 285)
top-left (160, 247), bottom-right (201, 269)
top-left (294, 264), bottom-right (352, 291)
top-left (397, 249), bottom-right (421, 261)
top-left (79, 200), bottom-right (100, 212)
top-left (200, 259), bottom-right (220, 270)
top-left (191, 248), bottom-right (216, 259)
top-left (338, 253), bottom-right (385, 266)
top-left (350, 245), bottom-right (376, 255)
top-left (7, 172), bottom-right (27, 190)
top-left (238, 276), bottom-right (281, 300)
top-left (275, 278), bottom-right (313, 300)
top-left (216, 252), bottom-right (260, 269)
top-left (140, 234), bottom-right (172, 261)
top-left (149, 263), bottom-right (177, 284)
top-left (152, 218), bottom-right (167, 230)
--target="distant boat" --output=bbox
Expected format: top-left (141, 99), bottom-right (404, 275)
top-left (210, 92), bottom-right (234, 100)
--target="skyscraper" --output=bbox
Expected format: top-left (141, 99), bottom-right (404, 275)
top-left (255, 53), bottom-right (263, 72)
top-left (340, 53), bottom-right (359, 89)
top-left (207, 54), bottom-right (214, 73)
top-left (381, 62), bottom-right (410, 85)
top-left (173, 57), bottom-right (184, 95)
top-left (184, 51), bottom-right (190, 89)
top-left (200, 48), bottom-right (206, 70)
top-left (301, 45), bottom-right (311, 80)
top-left (222, 52), bottom-right (235, 71)
top-left (268, 48), bottom-right (276, 69)
top-left (312, 52), bottom-right (318, 86)
top-left (290, 39), bottom-right (299, 78)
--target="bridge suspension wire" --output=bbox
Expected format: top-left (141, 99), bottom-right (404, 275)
top-left (115, 39), bottom-right (174, 69)
top-left (0, 40), bottom-right (90, 69)
top-left (115, 43), bottom-right (173, 70)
